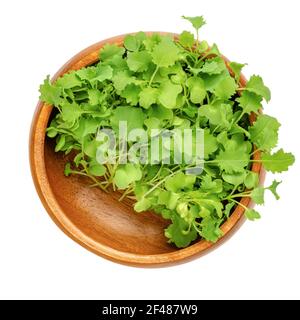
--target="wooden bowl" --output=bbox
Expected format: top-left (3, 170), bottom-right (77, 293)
top-left (30, 33), bottom-right (264, 267)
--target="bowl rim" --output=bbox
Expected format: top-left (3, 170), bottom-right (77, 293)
top-left (29, 32), bottom-right (264, 267)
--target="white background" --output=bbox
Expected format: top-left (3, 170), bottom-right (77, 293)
top-left (0, 0), bottom-right (299, 300)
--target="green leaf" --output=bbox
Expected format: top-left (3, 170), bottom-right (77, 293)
top-left (165, 172), bottom-right (196, 192)
top-left (134, 197), bottom-right (151, 212)
top-left (186, 77), bottom-right (206, 104)
top-left (87, 89), bottom-right (101, 105)
top-left (203, 129), bottom-right (218, 159)
top-left (215, 139), bottom-right (250, 173)
top-left (224, 202), bottom-right (235, 218)
top-left (113, 163), bottom-right (142, 189)
top-left (237, 91), bottom-right (262, 115)
top-left (251, 186), bottom-right (265, 204)
top-left (198, 103), bottom-right (233, 129)
top-left (244, 171), bottom-right (259, 189)
top-left (148, 104), bottom-right (173, 121)
top-left (261, 149), bottom-right (295, 173)
top-left (64, 162), bottom-right (72, 176)
top-left (229, 62), bottom-right (246, 82)
top-left (267, 180), bottom-right (281, 200)
top-left (165, 215), bottom-right (198, 248)
top-left (222, 172), bottom-right (246, 186)
top-left (245, 209), bottom-right (261, 221)
top-left (182, 15), bottom-right (206, 32)
top-left (214, 76), bottom-right (237, 100)
top-left (92, 65), bottom-right (113, 82)
top-left (121, 83), bottom-right (141, 105)
top-left (158, 191), bottom-right (180, 210)
top-left (144, 117), bottom-right (161, 130)
top-left (56, 71), bottom-right (82, 89)
top-left (139, 87), bottom-right (158, 109)
top-left (200, 216), bottom-right (222, 242)
top-left (112, 70), bottom-right (135, 92)
top-left (61, 101), bottom-right (82, 123)
top-left (200, 57), bottom-right (227, 75)
top-left (158, 80), bottom-right (182, 109)
top-left (202, 70), bottom-right (228, 92)
top-left (110, 106), bottom-right (145, 133)
top-left (39, 76), bottom-right (62, 106)
top-left (88, 164), bottom-right (106, 176)
top-left (245, 75), bottom-right (271, 102)
top-left (82, 139), bottom-right (100, 158)
top-left (73, 118), bottom-right (100, 140)
top-left (46, 127), bottom-right (57, 138)
top-left (178, 31), bottom-right (194, 47)
top-left (143, 33), bottom-right (162, 51)
top-left (152, 37), bottom-right (180, 68)
top-left (200, 175), bottom-right (223, 193)
top-left (124, 33), bottom-right (146, 51)
top-left (55, 135), bottom-right (66, 152)
top-left (249, 115), bottom-right (280, 151)
top-left (100, 44), bottom-right (125, 61)
top-left (127, 51), bottom-right (152, 72)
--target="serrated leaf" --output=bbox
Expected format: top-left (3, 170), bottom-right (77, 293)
top-left (249, 115), bottom-right (280, 151)
top-left (178, 31), bottom-right (194, 47)
top-left (120, 83), bottom-right (141, 105)
top-left (165, 215), bottom-right (198, 248)
top-left (139, 87), bottom-right (158, 109)
top-left (214, 76), bottom-right (237, 99)
top-left (229, 62), bottom-right (246, 82)
top-left (198, 103), bottom-right (233, 129)
top-left (112, 70), bottom-right (135, 92)
top-left (127, 51), bottom-right (152, 72)
top-left (100, 44), bottom-right (125, 61)
top-left (182, 15), bottom-right (206, 31)
top-left (261, 149), bottom-right (295, 173)
top-left (215, 139), bottom-right (250, 173)
top-left (165, 172), bottom-right (196, 192)
top-left (200, 57), bottom-right (227, 75)
top-left (237, 91), bottom-right (262, 115)
top-left (245, 75), bottom-right (271, 102)
top-left (124, 33), bottom-right (146, 52)
top-left (152, 37), bottom-right (180, 68)
top-left (39, 76), bottom-right (62, 106)
top-left (61, 101), bottom-right (82, 123)
top-left (56, 71), bottom-right (82, 89)
top-left (200, 216), bottom-right (222, 242)
top-left (267, 180), bottom-right (281, 200)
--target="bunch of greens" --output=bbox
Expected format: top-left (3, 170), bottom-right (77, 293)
top-left (39, 16), bottom-right (295, 248)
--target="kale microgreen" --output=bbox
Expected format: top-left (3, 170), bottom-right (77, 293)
top-left (39, 16), bottom-right (295, 248)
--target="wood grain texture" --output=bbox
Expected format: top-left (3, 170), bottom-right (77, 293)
top-left (29, 33), bottom-right (264, 267)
